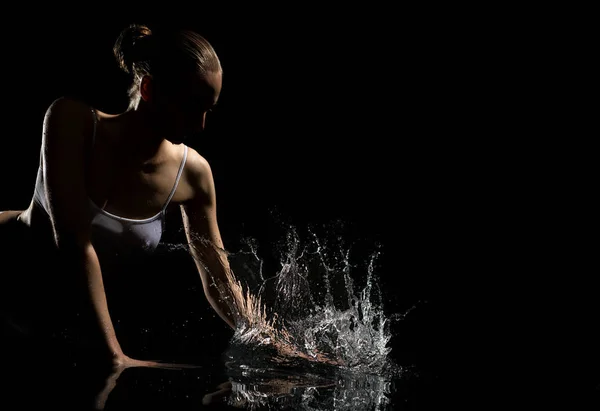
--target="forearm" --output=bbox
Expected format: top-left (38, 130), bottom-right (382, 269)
top-left (180, 200), bottom-right (239, 330)
top-left (192, 249), bottom-right (237, 329)
top-left (58, 243), bottom-right (122, 355)
top-left (204, 281), bottom-right (237, 330)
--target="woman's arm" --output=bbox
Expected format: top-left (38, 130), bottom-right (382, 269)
top-left (43, 97), bottom-right (123, 359)
top-left (180, 151), bottom-right (237, 330)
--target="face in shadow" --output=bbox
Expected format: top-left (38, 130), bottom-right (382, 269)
top-left (144, 70), bottom-right (222, 145)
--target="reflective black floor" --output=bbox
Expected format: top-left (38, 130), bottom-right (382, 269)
top-left (2, 296), bottom-right (450, 411)
top-left (3, 342), bottom-right (443, 411)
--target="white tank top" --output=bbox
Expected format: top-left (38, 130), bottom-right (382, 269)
top-left (32, 107), bottom-right (188, 258)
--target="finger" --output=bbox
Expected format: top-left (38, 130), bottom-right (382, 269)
top-left (142, 360), bottom-right (201, 369)
top-left (147, 360), bottom-right (201, 368)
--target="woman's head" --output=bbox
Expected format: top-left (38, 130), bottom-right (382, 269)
top-left (113, 23), bottom-right (222, 142)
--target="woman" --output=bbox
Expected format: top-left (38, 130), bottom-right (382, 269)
top-left (0, 23), bottom-right (237, 368)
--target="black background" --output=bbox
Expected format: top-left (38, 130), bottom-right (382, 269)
top-left (3, 5), bottom-right (591, 410)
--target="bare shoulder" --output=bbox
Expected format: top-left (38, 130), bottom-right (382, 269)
top-left (45, 96), bottom-right (93, 119)
top-left (185, 146), bottom-right (212, 176)
top-left (43, 96), bottom-right (95, 140)
top-left (183, 146), bottom-right (216, 200)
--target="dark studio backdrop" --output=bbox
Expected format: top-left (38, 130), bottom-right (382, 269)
top-left (0, 6), bottom-right (515, 400)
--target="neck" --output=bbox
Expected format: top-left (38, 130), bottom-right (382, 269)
top-left (102, 106), bottom-right (170, 164)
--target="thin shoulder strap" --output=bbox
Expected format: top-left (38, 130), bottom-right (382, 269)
top-left (161, 145), bottom-right (189, 211)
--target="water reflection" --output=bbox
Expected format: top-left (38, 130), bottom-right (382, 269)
top-left (91, 353), bottom-right (410, 410)
top-left (217, 359), bottom-right (406, 410)
top-left (3, 341), bottom-right (419, 410)
top-left (95, 364), bottom-right (125, 410)
top-left (93, 360), bottom-right (197, 410)
top-left (221, 374), bottom-right (392, 411)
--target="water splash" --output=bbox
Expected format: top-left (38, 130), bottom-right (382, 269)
top-left (171, 221), bottom-right (414, 410)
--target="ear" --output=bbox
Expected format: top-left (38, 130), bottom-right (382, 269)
top-left (140, 75), bottom-right (153, 102)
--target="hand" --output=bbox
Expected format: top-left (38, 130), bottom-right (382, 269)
top-left (111, 352), bottom-right (202, 371)
top-left (111, 353), bottom-right (188, 370)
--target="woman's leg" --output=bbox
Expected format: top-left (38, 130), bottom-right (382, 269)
top-left (0, 210), bottom-right (33, 337)
top-left (1, 210), bottom-right (110, 364)
top-left (0, 210), bottom-right (64, 333)
top-left (0, 209), bottom-right (23, 223)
